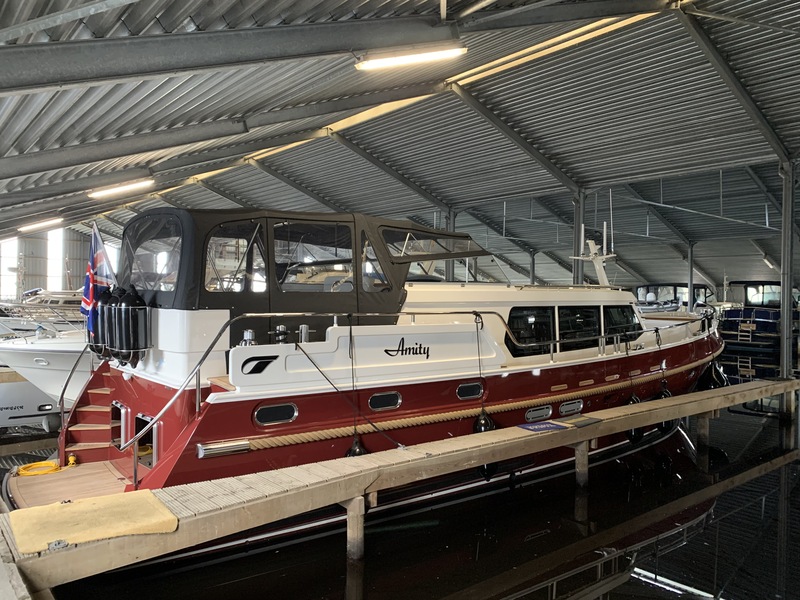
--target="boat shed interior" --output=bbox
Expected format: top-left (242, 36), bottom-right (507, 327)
top-left (0, 0), bottom-right (799, 295)
top-left (2, 2), bottom-right (800, 599)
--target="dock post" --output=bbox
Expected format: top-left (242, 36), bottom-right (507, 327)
top-left (341, 496), bottom-right (365, 561)
top-left (573, 440), bottom-right (589, 488)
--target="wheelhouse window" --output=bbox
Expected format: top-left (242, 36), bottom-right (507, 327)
top-left (204, 221), bottom-right (266, 293)
top-left (361, 233), bottom-right (391, 292)
top-left (273, 221), bottom-right (354, 292)
top-left (505, 307), bottom-right (555, 357)
top-left (123, 215), bottom-right (182, 292)
top-left (604, 305), bottom-right (643, 342)
top-left (382, 228), bottom-right (483, 259)
top-left (558, 306), bottom-right (600, 351)
top-left (745, 284), bottom-right (782, 308)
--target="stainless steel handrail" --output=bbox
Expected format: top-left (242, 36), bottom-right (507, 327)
top-left (118, 308), bottom-right (716, 459)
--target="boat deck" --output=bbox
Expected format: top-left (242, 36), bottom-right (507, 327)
top-left (8, 461), bottom-right (129, 508)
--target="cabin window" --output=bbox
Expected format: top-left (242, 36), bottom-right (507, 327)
top-left (273, 221), bottom-right (354, 292)
top-left (254, 403), bottom-right (298, 426)
top-left (369, 391), bottom-right (401, 411)
top-left (505, 307), bottom-right (555, 357)
top-left (558, 306), bottom-right (600, 351)
top-left (745, 284), bottom-right (782, 308)
top-left (382, 228), bottom-right (481, 258)
top-left (457, 382), bottom-right (484, 400)
top-left (125, 215), bottom-right (182, 292)
top-left (361, 233), bottom-right (391, 292)
top-left (603, 305), bottom-right (643, 342)
top-left (204, 221), bottom-right (266, 293)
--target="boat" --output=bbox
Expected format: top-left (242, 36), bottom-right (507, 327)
top-left (0, 329), bottom-right (93, 407)
top-left (633, 282), bottom-right (716, 314)
top-left (0, 289), bottom-right (88, 433)
top-left (0, 368), bottom-right (62, 433)
top-left (0, 288), bottom-right (84, 335)
top-left (718, 280), bottom-right (799, 383)
top-left (2, 208), bottom-right (724, 524)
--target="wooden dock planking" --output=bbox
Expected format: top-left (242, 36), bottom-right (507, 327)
top-left (10, 378), bottom-right (800, 593)
top-left (8, 462), bottom-right (127, 508)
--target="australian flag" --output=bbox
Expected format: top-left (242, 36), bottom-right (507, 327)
top-left (81, 223), bottom-right (116, 336)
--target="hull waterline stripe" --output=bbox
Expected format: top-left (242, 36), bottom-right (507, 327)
top-left (246, 349), bottom-right (722, 452)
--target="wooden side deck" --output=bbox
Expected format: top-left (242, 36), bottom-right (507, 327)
top-left (2, 378), bottom-right (800, 594)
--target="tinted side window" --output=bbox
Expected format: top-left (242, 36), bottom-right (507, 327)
top-left (505, 307), bottom-right (555, 357)
top-left (604, 305), bottom-right (642, 341)
top-left (558, 306), bottom-right (600, 351)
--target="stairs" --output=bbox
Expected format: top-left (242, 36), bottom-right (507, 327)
top-left (62, 365), bottom-right (122, 465)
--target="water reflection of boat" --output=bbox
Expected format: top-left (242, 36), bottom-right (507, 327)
top-left (3, 208), bottom-right (722, 524)
top-left (53, 426), bottom-right (715, 600)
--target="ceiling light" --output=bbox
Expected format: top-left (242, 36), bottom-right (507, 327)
top-left (355, 43), bottom-right (467, 71)
top-left (88, 179), bottom-right (155, 199)
top-left (763, 256), bottom-right (775, 269)
top-left (18, 218), bottom-right (64, 233)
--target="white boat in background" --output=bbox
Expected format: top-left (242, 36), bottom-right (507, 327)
top-left (0, 288), bottom-right (84, 335)
top-left (0, 329), bottom-right (91, 408)
top-left (0, 368), bottom-right (62, 432)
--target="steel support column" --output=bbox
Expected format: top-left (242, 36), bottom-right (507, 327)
top-left (572, 192), bottom-right (585, 285)
top-left (780, 161), bottom-right (795, 379)
top-left (687, 243), bottom-right (694, 310)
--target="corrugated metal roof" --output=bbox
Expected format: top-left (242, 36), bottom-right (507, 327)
top-left (0, 0), bottom-right (798, 286)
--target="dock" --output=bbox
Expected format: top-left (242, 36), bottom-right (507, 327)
top-left (2, 378), bottom-right (799, 597)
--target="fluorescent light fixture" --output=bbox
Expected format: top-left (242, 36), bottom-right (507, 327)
top-left (88, 178), bottom-right (155, 199)
top-left (763, 256), bottom-right (775, 269)
top-left (355, 43), bottom-right (467, 70)
top-left (18, 218), bottom-right (64, 233)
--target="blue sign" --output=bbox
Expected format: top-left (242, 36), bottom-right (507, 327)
top-left (518, 422), bottom-right (567, 432)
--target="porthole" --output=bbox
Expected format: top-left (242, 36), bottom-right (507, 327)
top-left (457, 382), bottom-right (484, 400)
top-left (369, 391), bottom-right (401, 411)
top-left (559, 399), bottom-right (583, 416)
top-left (525, 406), bottom-right (553, 423)
top-left (254, 403), bottom-right (298, 426)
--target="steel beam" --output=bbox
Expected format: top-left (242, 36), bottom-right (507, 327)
top-left (449, 83), bottom-right (581, 195)
top-left (0, 16), bottom-right (457, 95)
top-left (623, 184), bottom-right (690, 245)
top-left (750, 239), bottom-right (780, 274)
top-left (329, 131), bottom-right (452, 213)
top-left (194, 180), bottom-right (259, 209)
top-left (669, 244), bottom-right (717, 288)
top-left (464, 210), bottom-right (549, 284)
top-left (461, 0), bottom-right (673, 30)
top-left (0, 83), bottom-right (443, 179)
top-left (246, 159), bottom-right (345, 212)
top-left (0, 0), bottom-right (140, 44)
top-left (744, 166), bottom-right (800, 242)
top-left (676, 11), bottom-right (791, 165)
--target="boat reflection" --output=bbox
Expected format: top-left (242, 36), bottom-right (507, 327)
top-left (54, 425), bottom-right (734, 600)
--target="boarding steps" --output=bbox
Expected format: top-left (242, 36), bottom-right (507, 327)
top-left (60, 365), bottom-right (118, 465)
top-left (60, 367), bottom-right (233, 467)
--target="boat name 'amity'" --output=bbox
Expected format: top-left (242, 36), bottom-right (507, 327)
top-left (384, 338), bottom-right (430, 360)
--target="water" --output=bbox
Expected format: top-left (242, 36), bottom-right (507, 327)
top-left (52, 409), bottom-right (800, 599)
